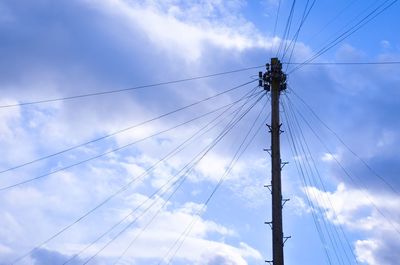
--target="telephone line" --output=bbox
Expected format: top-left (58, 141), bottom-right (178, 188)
top-left (160, 103), bottom-right (267, 265)
top-left (282, 99), bottom-right (335, 265)
top-left (0, 67), bottom-right (263, 109)
top-left (0, 80), bottom-right (256, 175)
top-left (290, 97), bottom-right (400, 235)
top-left (1, 91), bottom-right (261, 191)
top-left (10, 87), bottom-right (263, 265)
top-left (284, 61), bottom-right (400, 65)
top-left (289, 0), bottom-right (398, 73)
top-left (288, 87), bottom-right (400, 196)
top-left (113, 95), bottom-right (268, 265)
top-left (282, 0), bottom-right (316, 62)
top-left (283, 96), bottom-right (358, 264)
top-left (277, 0), bottom-right (297, 57)
top-left (62, 90), bottom-right (264, 265)
top-left (82, 91), bottom-right (267, 265)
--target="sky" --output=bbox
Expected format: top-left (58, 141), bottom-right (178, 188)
top-left (0, 0), bottom-right (400, 265)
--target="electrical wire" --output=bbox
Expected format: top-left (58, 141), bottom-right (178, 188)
top-left (9, 87), bottom-right (263, 265)
top-left (0, 66), bottom-right (263, 109)
top-left (289, 0), bottom-right (398, 74)
top-left (0, 80), bottom-right (256, 175)
top-left (61, 89), bottom-right (263, 265)
top-left (283, 95), bottom-right (359, 264)
top-left (287, 96), bottom-right (400, 235)
top-left (306, 0), bottom-right (359, 44)
top-left (114, 96), bottom-right (269, 265)
top-left (281, 98), bottom-right (335, 265)
top-left (81, 91), bottom-right (267, 265)
top-left (284, 61), bottom-right (400, 65)
top-left (1, 92), bottom-right (261, 191)
top-left (159, 101), bottom-right (267, 265)
top-left (276, 0), bottom-right (297, 58)
top-left (288, 87), bottom-right (400, 196)
top-left (270, 0), bottom-right (283, 57)
top-left (283, 0), bottom-right (317, 68)
top-left (64, 88), bottom-right (264, 265)
top-left (111, 95), bottom-right (268, 265)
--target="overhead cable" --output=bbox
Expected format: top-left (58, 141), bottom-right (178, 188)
top-left (0, 67), bottom-right (263, 109)
top-left (10, 85), bottom-right (262, 265)
top-left (0, 80), bottom-right (256, 175)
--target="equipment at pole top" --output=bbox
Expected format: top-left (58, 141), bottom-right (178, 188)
top-left (258, 58), bottom-right (287, 92)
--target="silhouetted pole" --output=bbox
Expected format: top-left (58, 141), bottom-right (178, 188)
top-left (270, 57), bottom-right (285, 265)
top-left (260, 58), bottom-right (287, 265)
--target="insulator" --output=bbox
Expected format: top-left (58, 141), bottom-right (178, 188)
top-left (263, 72), bottom-right (268, 81)
top-left (259, 71), bottom-right (263, 78)
top-left (259, 80), bottom-right (263, 87)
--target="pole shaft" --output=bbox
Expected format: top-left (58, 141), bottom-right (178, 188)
top-left (270, 57), bottom-right (284, 265)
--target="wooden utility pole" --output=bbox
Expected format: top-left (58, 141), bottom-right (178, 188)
top-left (260, 58), bottom-right (287, 265)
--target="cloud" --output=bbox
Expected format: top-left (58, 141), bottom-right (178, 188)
top-left (30, 248), bottom-right (86, 265)
top-left (86, 0), bottom-right (275, 62)
top-left (1, 1), bottom-right (399, 265)
top-left (305, 183), bottom-right (400, 264)
top-left (54, 194), bottom-right (261, 264)
top-left (380, 40), bottom-right (391, 49)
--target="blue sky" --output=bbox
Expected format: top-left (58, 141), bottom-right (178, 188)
top-left (0, 1), bottom-right (400, 265)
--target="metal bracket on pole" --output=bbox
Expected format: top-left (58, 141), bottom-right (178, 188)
top-left (264, 184), bottom-right (272, 193)
top-left (263, 148), bottom-right (272, 156)
top-left (279, 123), bottom-right (284, 134)
top-left (264, 221), bottom-right (273, 229)
top-left (280, 161), bottom-right (289, 170)
top-left (283, 236), bottom-right (291, 246)
top-left (265, 260), bottom-right (273, 265)
top-left (266, 124), bottom-right (272, 133)
top-left (282, 198), bottom-right (290, 208)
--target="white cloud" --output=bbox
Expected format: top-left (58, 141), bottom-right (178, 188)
top-left (54, 193), bottom-right (260, 264)
top-left (305, 183), bottom-right (400, 264)
top-left (355, 239), bottom-right (380, 265)
top-left (321, 152), bottom-right (339, 162)
top-left (86, 0), bottom-right (275, 62)
top-left (380, 40), bottom-right (391, 49)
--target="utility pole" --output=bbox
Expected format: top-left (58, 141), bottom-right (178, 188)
top-left (260, 58), bottom-right (288, 265)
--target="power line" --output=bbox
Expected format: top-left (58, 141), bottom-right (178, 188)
top-left (0, 80), bottom-right (256, 175)
top-left (112, 96), bottom-right (267, 265)
top-left (159, 102), bottom-right (267, 265)
top-left (111, 94), bottom-right (266, 265)
top-left (1, 92), bottom-right (261, 191)
top-left (81, 91), bottom-right (267, 265)
top-left (62, 89), bottom-right (264, 265)
top-left (306, 0), bottom-right (359, 44)
top-left (0, 66), bottom-right (263, 109)
top-left (276, 0), bottom-right (297, 58)
top-left (10, 86), bottom-right (263, 265)
top-left (282, 0), bottom-right (317, 62)
top-left (289, 0), bottom-right (398, 73)
top-left (283, 95), bottom-right (359, 264)
top-left (288, 95), bottom-right (400, 235)
top-left (284, 61), bottom-right (400, 65)
top-left (270, 0), bottom-right (283, 57)
top-left (288, 87), bottom-right (400, 196)
top-left (283, 0), bottom-right (317, 70)
top-left (281, 99), bottom-right (335, 265)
